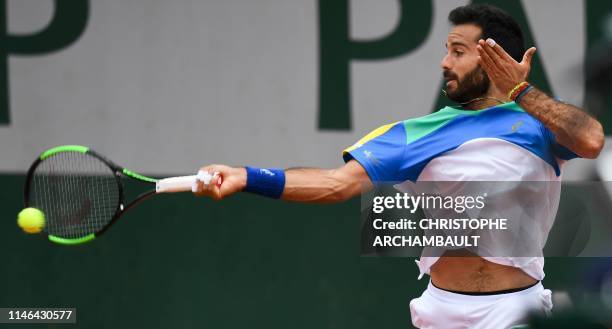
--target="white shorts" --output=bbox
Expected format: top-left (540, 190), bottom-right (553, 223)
top-left (409, 282), bottom-right (552, 329)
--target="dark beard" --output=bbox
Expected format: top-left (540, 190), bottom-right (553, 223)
top-left (445, 66), bottom-right (490, 104)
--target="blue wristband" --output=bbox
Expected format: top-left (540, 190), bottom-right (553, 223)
top-left (243, 167), bottom-right (286, 199)
top-left (514, 85), bottom-right (534, 105)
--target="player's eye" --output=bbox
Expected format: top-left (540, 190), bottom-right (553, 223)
top-left (454, 50), bottom-right (464, 57)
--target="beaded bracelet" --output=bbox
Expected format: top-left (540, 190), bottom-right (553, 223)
top-left (508, 81), bottom-right (530, 101)
top-left (514, 85), bottom-right (534, 105)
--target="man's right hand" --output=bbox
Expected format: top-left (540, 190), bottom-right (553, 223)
top-left (193, 165), bottom-right (247, 200)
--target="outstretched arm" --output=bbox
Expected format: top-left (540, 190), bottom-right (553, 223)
top-left (193, 160), bottom-right (373, 202)
top-left (477, 38), bottom-right (605, 159)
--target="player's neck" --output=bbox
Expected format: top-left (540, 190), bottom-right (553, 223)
top-left (460, 98), bottom-right (503, 111)
top-left (460, 89), bottom-right (510, 111)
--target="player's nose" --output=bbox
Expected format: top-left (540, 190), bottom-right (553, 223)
top-left (440, 53), bottom-right (452, 71)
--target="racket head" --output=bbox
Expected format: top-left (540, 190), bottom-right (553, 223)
top-left (24, 145), bottom-right (125, 245)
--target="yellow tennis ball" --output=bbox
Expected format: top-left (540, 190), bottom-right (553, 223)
top-left (17, 207), bottom-right (46, 234)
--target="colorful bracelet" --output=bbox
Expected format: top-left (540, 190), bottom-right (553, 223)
top-left (508, 81), bottom-right (530, 101)
top-left (243, 166), bottom-right (286, 199)
top-left (507, 82), bottom-right (524, 99)
top-left (514, 85), bottom-right (534, 105)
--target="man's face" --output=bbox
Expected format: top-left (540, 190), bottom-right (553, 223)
top-left (441, 24), bottom-right (490, 103)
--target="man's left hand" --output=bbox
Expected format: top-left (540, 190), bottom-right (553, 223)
top-left (477, 38), bottom-right (537, 96)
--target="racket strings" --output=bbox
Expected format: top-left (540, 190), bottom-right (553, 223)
top-left (29, 152), bottom-right (120, 239)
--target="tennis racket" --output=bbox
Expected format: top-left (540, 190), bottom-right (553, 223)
top-left (24, 145), bottom-right (214, 245)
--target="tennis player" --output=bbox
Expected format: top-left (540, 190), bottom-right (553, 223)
top-left (194, 4), bottom-right (604, 328)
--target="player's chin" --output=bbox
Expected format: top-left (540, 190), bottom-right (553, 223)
top-left (446, 88), bottom-right (462, 100)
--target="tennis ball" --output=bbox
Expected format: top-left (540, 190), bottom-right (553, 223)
top-left (17, 207), bottom-right (46, 234)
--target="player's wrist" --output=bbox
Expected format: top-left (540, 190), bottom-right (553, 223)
top-left (508, 81), bottom-right (532, 103)
top-left (242, 166), bottom-right (286, 199)
top-left (237, 167), bottom-right (248, 191)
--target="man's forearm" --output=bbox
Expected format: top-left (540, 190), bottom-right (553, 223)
top-left (518, 87), bottom-right (605, 158)
top-left (281, 167), bottom-right (365, 203)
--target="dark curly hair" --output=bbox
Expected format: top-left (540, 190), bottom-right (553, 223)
top-left (449, 4), bottom-right (525, 62)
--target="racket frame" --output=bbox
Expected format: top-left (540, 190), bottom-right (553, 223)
top-left (24, 145), bottom-right (159, 245)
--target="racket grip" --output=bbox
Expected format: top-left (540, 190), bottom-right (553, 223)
top-left (156, 175), bottom-right (197, 193)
